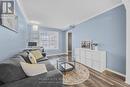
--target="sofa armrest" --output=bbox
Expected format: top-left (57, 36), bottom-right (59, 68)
top-left (0, 70), bottom-right (63, 87)
top-left (42, 52), bottom-right (46, 57)
top-left (37, 57), bottom-right (48, 62)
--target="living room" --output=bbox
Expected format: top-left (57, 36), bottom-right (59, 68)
top-left (0, 0), bottom-right (130, 87)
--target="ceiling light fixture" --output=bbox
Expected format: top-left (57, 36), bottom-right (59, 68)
top-left (32, 25), bottom-right (38, 31)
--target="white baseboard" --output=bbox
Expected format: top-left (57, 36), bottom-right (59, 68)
top-left (106, 68), bottom-right (126, 77)
top-left (47, 53), bottom-right (67, 57)
top-left (125, 80), bottom-right (130, 85)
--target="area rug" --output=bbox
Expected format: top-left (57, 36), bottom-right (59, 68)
top-left (63, 62), bottom-right (90, 85)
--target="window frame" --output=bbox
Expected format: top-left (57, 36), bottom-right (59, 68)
top-left (39, 31), bottom-right (59, 50)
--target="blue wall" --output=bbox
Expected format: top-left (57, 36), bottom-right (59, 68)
top-left (66, 5), bottom-right (126, 74)
top-left (0, 1), bottom-right (28, 60)
top-left (28, 25), bottom-right (66, 55)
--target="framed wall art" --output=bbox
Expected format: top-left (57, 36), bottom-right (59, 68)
top-left (0, 0), bottom-right (18, 32)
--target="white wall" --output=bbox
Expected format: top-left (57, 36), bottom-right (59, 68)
top-left (123, 0), bottom-right (130, 84)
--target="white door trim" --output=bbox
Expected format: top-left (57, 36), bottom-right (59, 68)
top-left (66, 31), bottom-right (72, 54)
top-left (123, 0), bottom-right (130, 84)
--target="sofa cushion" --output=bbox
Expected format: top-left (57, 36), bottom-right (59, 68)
top-left (20, 51), bottom-right (31, 63)
top-left (0, 70), bottom-right (63, 87)
top-left (28, 52), bottom-right (37, 64)
top-left (0, 60), bottom-right (26, 83)
top-left (20, 62), bottom-right (47, 76)
top-left (38, 60), bottom-right (56, 71)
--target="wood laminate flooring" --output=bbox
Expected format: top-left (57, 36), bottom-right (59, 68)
top-left (64, 67), bottom-right (130, 87)
top-left (48, 55), bottom-right (130, 87)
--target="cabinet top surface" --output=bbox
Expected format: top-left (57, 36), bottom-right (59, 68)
top-left (75, 48), bottom-right (106, 52)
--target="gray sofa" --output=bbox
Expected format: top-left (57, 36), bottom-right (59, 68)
top-left (0, 52), bottom-right (63, 87)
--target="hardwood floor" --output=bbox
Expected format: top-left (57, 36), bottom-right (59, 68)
top-left (48, 55), bottom-right (130, 87)
top-left (63, 66), bottom-right (130, 87)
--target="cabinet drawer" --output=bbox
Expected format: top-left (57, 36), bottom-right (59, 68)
top-left (86, 53), bottom-right (92, 59)
top-left (92, 61), bottom-right (101, 71)
top-left (86, 50), bottom-right (91, 54)
top-left (85, 59), bottom-right (92, 67)
top-left (76, 57), bottom-right (81, 62)
top-left (81, 57), bottom-right (86, 65)
top-left (80, 51), bottom-right (86, 58)
top-left (92, 53), bottom-right (101, 62)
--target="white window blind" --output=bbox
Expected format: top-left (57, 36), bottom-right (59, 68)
top-left (39, 31), bottom-right (59, 49)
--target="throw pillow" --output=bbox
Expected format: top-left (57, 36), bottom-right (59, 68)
top-left (20, 62), bottom-right (47, 76)
top-left (30, 50), bottom-right (43, 60)
top-left (20, 51), bottom-right (31, 63)
top-left (28, 52), bottom-right (37, 64)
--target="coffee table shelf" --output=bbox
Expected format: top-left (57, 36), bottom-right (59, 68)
top-left (57, 58), bottom-right (76, 72)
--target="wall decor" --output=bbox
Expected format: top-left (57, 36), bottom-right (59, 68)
top-left (0, 14), bottom-right (18, 32)
top-left (81, 40), bottom-right (92, 49)
top-left (81, 40), bottom-right (98, 50)
top-left (0, 1), bottom-right (18, 32)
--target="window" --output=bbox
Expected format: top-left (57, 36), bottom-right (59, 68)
top-left (30, 25), bottom-right (39, 42)
top-left (39, 31), bottom-right (59, 49)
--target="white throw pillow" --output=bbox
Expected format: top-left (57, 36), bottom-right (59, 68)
top-left (28, 52), bottom-right (37, 64)
top-left (20, 62), bottom-right (47, 76)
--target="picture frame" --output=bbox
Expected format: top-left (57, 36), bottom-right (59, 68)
top-left (81, 40), bottom-right (92, 49)
top-left (0, 14), bottom-right (18, 32)
top-left (0, 0), bottom-right (18, 32)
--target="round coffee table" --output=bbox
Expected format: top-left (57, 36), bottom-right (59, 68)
top-left (63, 62), bottom-right (90, 85)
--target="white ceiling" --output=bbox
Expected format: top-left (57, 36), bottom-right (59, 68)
top-left (18, 0), bottom-right (122, 30)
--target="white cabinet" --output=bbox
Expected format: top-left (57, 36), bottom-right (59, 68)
top-left (80, 49), bottom-right (86, 65)
top-left (75, 48), bottom-right (81, 62)
top-left (85, 59), bottom-right (92, 68)
top-left (75, 48), bottom-right (106, 72)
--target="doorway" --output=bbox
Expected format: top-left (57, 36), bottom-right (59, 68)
top-left (67, 32), bottom-right (72, 60)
